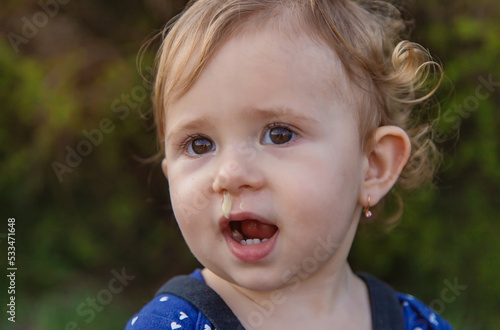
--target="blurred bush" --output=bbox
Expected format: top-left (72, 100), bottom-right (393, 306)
top-left (0, 0), bottom-right (498, 329)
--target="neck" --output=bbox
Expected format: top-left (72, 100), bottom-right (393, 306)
top-left (202, 263), bottom-right (371, 329)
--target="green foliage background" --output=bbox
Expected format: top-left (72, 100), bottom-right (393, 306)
top-left (1, 0), bottom-right (499, 329)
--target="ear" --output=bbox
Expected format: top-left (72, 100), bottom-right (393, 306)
top-left (359, 126), bottom-right (411, 206)
top-left (161, 158), bottom-right (168, 179)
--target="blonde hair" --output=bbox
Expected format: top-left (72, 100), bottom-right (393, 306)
top-left (147, 0), bottom-right (442, 224)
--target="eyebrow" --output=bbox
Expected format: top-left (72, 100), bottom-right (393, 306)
top-left (165, 117), bottom-right (215, 143)
top-left (165, 105), bottom-right (318, 142)
top-left (243, 106), bottom-right (319, 126)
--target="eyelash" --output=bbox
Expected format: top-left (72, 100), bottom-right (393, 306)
top-left (179, 133), bottom-right (209, 152)
top-left (177, 122), bottom-right (298, 154)
top-left (262, 122), bottom-right (298, 143)
top-left (264, 122), bottom-right (294, 133)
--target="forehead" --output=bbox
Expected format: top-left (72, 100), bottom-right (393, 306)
top-left (166, 23), bottom-right (360, 122)
top-left (236, 27), bottom-right (348, 98)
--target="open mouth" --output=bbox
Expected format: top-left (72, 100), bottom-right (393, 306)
top-left (229, 220), bottom-right (278, 245)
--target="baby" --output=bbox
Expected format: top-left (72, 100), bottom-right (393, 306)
top-left (127, 0), bottom-right (453, 329)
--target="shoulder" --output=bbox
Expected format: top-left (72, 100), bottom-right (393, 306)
top-left (397, 293), bottom-right (454, 330)
top-left (125, 293), bottom-right (213, 330)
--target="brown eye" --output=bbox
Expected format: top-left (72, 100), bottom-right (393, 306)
top-left (188, 137), bottom-right (214, 155)
top-left (263, 126), bottom-right (295, 145)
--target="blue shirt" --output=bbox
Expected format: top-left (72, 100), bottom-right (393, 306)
top-left (126, 270), bottom-right (453, 330)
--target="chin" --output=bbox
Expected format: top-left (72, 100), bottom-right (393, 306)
top-left (226, 268), bottom-right (287, 292)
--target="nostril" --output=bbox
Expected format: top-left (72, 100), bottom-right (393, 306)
top-left (212, 153), bottom-right (265, 191)
top-left (212, 179), bottom-right (222, 193)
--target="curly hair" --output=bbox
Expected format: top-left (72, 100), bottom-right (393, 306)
top-left (147, 0), bottom-right (442, 225)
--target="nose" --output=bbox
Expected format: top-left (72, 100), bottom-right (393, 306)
top-left (212, 147), bottom-right (265, 194)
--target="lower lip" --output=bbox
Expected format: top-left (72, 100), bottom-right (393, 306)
top-left (224, 230), bottom-right (278, 263)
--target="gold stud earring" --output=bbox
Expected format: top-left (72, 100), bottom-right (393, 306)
top-left (364, 195), bottom-right (372, 218)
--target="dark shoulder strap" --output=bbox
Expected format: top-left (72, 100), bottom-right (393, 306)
top-left (158, 273), bottom-right (404, 330)
top-left (357, 273), bottom-right (405, 330)
top-left (156, 275), bottom-right (245, 330)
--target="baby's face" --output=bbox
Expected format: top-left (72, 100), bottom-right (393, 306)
top-left (163, 26), bottom-right (366, 291)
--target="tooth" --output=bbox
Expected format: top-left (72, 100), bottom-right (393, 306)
top-left (240, 240), bottom-right (247, 245)
top-left (232, 230), bottom-right (244, 241)
top-left (245, 239), bottom-right (253, 245)
top-left (262, 238), bottom-right (269, 243)
top-left (252, 238), bottom-right (261, 244)
top-left (222, 191), bottom-right (232, 219)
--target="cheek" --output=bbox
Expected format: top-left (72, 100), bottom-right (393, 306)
top-left (169, 176), bottom-right (213, 228)
top-left (169, 183), bottom-right (215, 256)
top-left (291, 155), bottom-right (360, 194)
top-left (277, 156), bottom-right (362, 226)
